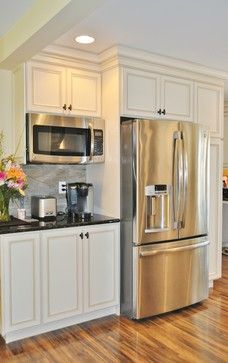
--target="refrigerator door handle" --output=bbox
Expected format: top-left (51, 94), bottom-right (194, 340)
top-left (139, 240), bottom-right (209, 257)
top-left (179, 132), bottom-right (188, 228)
top-left (173, 131), bottom-right (182, 229)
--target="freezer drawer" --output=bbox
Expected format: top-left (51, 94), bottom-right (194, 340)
top-left (133, 237), bottom-right (209, 319)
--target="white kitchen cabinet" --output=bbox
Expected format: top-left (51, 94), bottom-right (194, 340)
top-left (0, 222), bottom-right (120, 343)
top-left (26, 61), bottom-right (101, 117)
top-left (160, 75), bottom-right (193, 121)
top-left (194, 82), bottom-right (223, 138)
top-left (67, 68), bottom-right (101, 116)
top-left (1, 232), bottom-right (41, 333)
top-left (209, 139), bottom-right (223, 281)
top-left (41, 224), bottom-right (119, 319)
top-left (83, 223), bottom-right (119, 313)
top-left (41, 228), bottom-right (83, 323)
top-left (121, 68), bottom-right (160, 117)
top-left (27, 62), bottom-right (65, 114)
top-left (121, 67), bottom-right (193, 121)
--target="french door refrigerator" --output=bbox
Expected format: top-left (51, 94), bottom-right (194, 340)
top-left (120, 118), bottom-right (209, 319)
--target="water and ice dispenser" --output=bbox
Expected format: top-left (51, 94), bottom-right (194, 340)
top-left (145, 184), bottom-right (171, 233)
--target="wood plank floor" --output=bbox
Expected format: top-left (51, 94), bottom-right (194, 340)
top-left (0, 256), bottom-right (227, 363)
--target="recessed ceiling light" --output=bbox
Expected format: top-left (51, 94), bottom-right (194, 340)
top-left (75, 35), bottom-right (95, 44)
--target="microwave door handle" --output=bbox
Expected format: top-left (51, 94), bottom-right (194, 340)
top-left (89, 123), bottom-right (94, 161)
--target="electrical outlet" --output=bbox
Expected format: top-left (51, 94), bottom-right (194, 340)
top-left (59, 181), bottom-right (66, 194)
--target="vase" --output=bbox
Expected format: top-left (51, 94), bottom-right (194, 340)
top-left (0, 191), bottom-right (10, 222)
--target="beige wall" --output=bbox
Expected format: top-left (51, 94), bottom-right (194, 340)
top-left (0, 69), bottom-right (13, 156)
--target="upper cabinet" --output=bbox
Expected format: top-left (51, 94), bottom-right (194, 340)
top-left (121, 68), bottom-right (194, 121)
top-left (121, 67), bottom-right (223, 137)
top-left (26, 61), bottom-right (101, 117)
top-left (194, 82), bottom-right (223, 138)
top-left (160, 75), bottom-right (193, 121)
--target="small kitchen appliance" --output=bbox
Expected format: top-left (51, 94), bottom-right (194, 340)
top-left (66, 182), bottom-right (94, 219)
top-left (26, 113), bottom-right (104, 164)
top-left (31, 196), bottom-right (57, 220)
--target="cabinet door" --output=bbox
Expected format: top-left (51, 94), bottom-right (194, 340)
top-left (194, 82), bottom-right (223, 137)
top-left (209, 139), bottom-right (223, 281)
top-left (161, 76), bottom-right (193, 121)
top-left (67, 68), bottom-right (101, 116)
top-left (1, 232), bottom-right (40, 333)
top-left (41, 229), bottom-right (83, 323)
top-left (83, 224), bottom-right (119, 312)
top-left (26, 61), bottom-right (66, 114)
top-left (121, 68), bottom-right (160, 117)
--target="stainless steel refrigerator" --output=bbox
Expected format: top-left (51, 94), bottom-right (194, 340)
top-left (120, 118), bottom-right (209, 319)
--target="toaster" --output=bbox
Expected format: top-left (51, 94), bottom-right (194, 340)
top-left (31, 196), bottom-right (57, 220)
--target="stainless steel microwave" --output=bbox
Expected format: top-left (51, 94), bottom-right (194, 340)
top-left (26, 113), bottom-right (104, 164)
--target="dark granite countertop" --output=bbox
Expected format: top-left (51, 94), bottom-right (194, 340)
top-left (0, 214), bottom-right (120, 235)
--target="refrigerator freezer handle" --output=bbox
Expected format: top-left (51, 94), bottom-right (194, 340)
top-left (139, 240), bottom-right (209, 257)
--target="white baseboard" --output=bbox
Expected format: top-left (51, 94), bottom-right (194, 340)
top-left (2, 305), bottom-right (120, 344)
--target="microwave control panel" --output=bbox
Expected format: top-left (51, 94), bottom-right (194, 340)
top-left (94, 129), bottom-right (103, 156)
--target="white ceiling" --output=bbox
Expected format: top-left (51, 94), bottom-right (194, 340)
top-left (1, 0), bottom-right (228, 98)
top-left (54, 0), bottom-right (228, 98)
top-left (55, 0), bottom-right (228, 64)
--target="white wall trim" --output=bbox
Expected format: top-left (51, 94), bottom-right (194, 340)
top-left (100, 45), bottom-right (228, 81)
top-left (37, 45), bottom-right (228, 84)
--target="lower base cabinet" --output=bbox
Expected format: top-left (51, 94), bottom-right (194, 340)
top-left (83, 225), bottom-right (119, 312)
top-left (1, 232), bottom-right (41, 334)
top-left (0, 223), bottom-right (120, 343)
top-left (41, 229), bottom-right (83, 323)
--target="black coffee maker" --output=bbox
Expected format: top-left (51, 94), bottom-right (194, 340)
top-left (66, 182), bottom-right (94, 220)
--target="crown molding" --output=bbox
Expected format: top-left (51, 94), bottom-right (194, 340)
top-left (37, 44), bottom-right (228, 82)
top-left (32, 44), bottom-right (100, 71)
top-left (100, 45), bottom-right (228, 81)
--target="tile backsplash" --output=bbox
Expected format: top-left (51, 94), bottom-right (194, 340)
top-left (10, 164), bottom-right (86, 217)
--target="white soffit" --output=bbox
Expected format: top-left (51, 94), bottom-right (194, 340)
top-left (0, 0), bottom-right (36, 37)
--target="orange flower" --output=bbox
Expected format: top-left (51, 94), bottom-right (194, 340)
top-left (6, 166), bottom-right (26, 181)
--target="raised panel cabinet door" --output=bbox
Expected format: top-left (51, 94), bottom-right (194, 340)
top-left (1, 232), bottom-right (41, 333)
top-left (67, 68), bottom-right (101, 116)
top-left (26, 61), bottom-right (66, 113)
top-left (194, 82), bottom-right (223, 137)
top-left (160, 76), bottom-right (193, 121)
top-left (121, 68), bottom-right (160, 117)
top-left (41, 229), bottom-right (83, 323)
top-left (83, 224), bottom-right (120, 313)
top-left (209, 139), bottom-right (223, 281)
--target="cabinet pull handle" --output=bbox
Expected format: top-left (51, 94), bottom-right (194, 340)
top-left (63, 104), bottom-right (67, 110)
top-left (85, 232), bottom-right (89, 239)
top-left (68, 104), bottom-right (72, 111)
top-left (79, 232), bottom-right (83, 239)
top-left (162, 109), bottom-right (166, 115)
top-left (157, 108), bottom-right (162, 115)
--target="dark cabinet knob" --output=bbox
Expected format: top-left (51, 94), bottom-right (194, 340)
top-left (85, 232), bottom-right (89, 239)
top-left (157, 108), bottom-right (162, 115)
top-left (79, 232), bottom-right (83, 239)
top-left (62, 104), bottom-right (67, 110)
top-left (162, 109), bottom-right (166, 115)
top-left (68, 104), bottom-right (72, 111)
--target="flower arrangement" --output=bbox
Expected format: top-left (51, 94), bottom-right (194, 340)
top-left (0, 132), bottom-right (27, 222)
